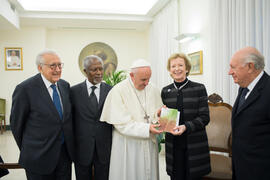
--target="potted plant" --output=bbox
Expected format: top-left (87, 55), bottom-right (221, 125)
top-left (103, 70), bottom-right (127, 86)
top-left (157, 132), bottom-right (165, 153)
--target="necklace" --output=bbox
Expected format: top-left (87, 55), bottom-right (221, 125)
top-left (173, 80), bottom-right (189, 90)
top-left (129, 79), bottom-right (150, 122)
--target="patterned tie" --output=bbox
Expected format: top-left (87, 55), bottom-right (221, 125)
top-left (51, 84), bottom-right (63, 120)
top-left (237, 87), bottom-right (249, 112)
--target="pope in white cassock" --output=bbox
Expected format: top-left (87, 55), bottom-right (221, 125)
top-left (100, 59), bottom-right (164, 180)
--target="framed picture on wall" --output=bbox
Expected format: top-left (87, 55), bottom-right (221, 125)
top-left (4, 47), bottom-right (23, 71)
top-left (188, 50), bottom-right (203, 75)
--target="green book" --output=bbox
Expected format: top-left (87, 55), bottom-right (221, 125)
top-left (159, 107), bottom-right (180, 132)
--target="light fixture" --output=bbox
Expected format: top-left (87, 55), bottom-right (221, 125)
top-left (175, 33), bottom-right (200, 43)
top-left (17, 0), bottom-right (158, 15)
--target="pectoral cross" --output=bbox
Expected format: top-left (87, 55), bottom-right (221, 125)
top-left (144, 114), bottom-right (150, 121)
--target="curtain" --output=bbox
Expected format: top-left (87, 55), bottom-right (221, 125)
top-left (211, 0), bottom-right (270, 105)
top-left (149, 0), bottom-right (179, 89)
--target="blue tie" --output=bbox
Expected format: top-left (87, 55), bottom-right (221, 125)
top-left (51, 84), bottom-right (63, 120)
top-left (237, 88), bottom-right (249, 113)
top-left (51, 84), bottom-right (65, 144)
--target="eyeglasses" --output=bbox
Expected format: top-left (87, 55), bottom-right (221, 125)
top-left (41, 63), bottom-right (64, 70)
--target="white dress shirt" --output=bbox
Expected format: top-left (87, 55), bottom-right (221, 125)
top-left (41, 74), bottom-right (63, 109)
top-left (246, 71), bottom-right (264, 99)
top-left (86, 80), bottom-right (101, 102)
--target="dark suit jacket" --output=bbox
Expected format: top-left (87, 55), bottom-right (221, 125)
top-left (71, 81), bottom-right (112, 166)
top-left (232, 72), bottom-right (270, 180)
top-left (10, 73), bottom-right (75, 175)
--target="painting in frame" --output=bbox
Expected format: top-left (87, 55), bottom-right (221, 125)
top-left (78, 42), bottom-right (118, 76)
top-left (188, 50), bottom-right (203, 75)
top-left (4, 47), bottom-right (23, 70)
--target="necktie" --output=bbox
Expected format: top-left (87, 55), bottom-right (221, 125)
top-left (89, 86), bottom-right (98, 107)
top-left (51, 84), bottom-right (63, 120)
top-left (237, 88), bottom-right (249, 112)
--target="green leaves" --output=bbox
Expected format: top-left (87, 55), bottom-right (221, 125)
top-left (157, 132), bottom-right (165, 152)
top-left (103, 70), bottom-right (127, 86)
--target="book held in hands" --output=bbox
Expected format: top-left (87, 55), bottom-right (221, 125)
top-left (159, 107), bottom-right (180, 132)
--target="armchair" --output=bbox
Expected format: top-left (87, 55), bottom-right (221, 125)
top-left (0, 98), bottom-right (6, 134)
top-left (204, 94), bottom-right (232, 180)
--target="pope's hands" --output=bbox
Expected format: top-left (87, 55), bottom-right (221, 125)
top-left (169, 125), bottom-right (186, 136)
top-left (149, 123), bottom-right (163, 134)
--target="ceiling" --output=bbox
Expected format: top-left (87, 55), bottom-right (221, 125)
top-left (0, 0), bottom-right (170, 31)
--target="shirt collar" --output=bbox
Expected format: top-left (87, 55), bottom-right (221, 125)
top-left (247, 71), bottom-right (264, 92)
top-left (86, 79), bottom-right (101, 90)
top-left (41, 74), bottom-right (58, 89)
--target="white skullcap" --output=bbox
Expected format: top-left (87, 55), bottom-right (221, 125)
top-left (130, 59), bottom-right (151, 69)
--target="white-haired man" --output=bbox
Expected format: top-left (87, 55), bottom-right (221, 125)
top-left (10, 50), bottom-right (75, 180)
top-left (71, 55), bottom-right (112, 180)
top-left (229, 47), bottom-right (270, 180)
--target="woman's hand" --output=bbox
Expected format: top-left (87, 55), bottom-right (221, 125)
top-left (170, 125), bottom-right (186, 136)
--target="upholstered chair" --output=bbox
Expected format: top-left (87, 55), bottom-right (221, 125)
top-left (204, 93), bottom-right (232, 180)
top-left (0, 98), bottom-right (6, 134)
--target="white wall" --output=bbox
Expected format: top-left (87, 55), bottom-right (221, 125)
top-left (0, 27), bottom-right (47, 125)
top-left (0, 27), bottom-right (148, 125)
top-left (178, 0), bottom-right (214, 95)
top-left (46, 28), bottom-right (149, 86)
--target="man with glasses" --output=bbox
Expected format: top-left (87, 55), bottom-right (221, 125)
top-left (71, 55), bottom-right (112, 180)
top-left (10, 49), bottom-right (75, 180)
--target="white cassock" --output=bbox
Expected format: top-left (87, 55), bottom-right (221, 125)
top-left (8, 56), bottom-right (20, 67)
top-left (100, 76), bottom-right (163, 180)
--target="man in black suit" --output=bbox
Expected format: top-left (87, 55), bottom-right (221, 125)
top-left (71, 55), bottom-right (112, 180)
top-left (229, 47), bottom-right (270, 180)
top-left (10, 50), bottom-right (75, 180)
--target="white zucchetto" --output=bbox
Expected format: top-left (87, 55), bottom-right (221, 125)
top-left (130, 59), bottom-right (151, 69)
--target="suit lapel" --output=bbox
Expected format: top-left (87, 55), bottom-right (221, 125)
top-left (98, 83), bottom-right (107, 110)
top-left (232, 88), bottom-right (242, 118)
top-left (233, 72), bottom-right (268, 117)
top-left (35, 74), bottom-right (61, 120)
top-left (82, 80), bottom-right (100, 115)
top-left (237, 89), bottom-right (260, 114)
top-left (80, 81), bottom-right (93, 111)
top-left (57, 81), bottom-right (68, 122)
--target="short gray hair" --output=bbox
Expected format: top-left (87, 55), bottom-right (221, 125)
top-left (36, 49), bottom-right (59, 67)
top-left (83, 55), bottom-right (104, 70)
top-left (244, 53), bottom-right (265, 70)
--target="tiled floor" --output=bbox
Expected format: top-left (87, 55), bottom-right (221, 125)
top-left (0, 131), bottom-right (170, 180)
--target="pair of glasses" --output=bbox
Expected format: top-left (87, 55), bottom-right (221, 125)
top-left (41, 63), bottom-right (64, 70)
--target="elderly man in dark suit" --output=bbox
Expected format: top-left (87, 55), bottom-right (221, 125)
top-left (229, 47), bottom-right (270, 180)
top-left (10, 50), bottom-right (75, 180)
top-left (71, 55), bottom-right (112, 180)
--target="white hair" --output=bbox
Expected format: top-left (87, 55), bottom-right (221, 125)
top-left (83, 55), bottom-right (104, 71)
top-left (36, 49), bottom-right (59, 67)
top-left (244, 53), bottom-right (265, 70)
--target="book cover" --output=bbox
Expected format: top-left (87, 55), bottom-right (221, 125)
top-left (159, 107), bottom-right (180, 132)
